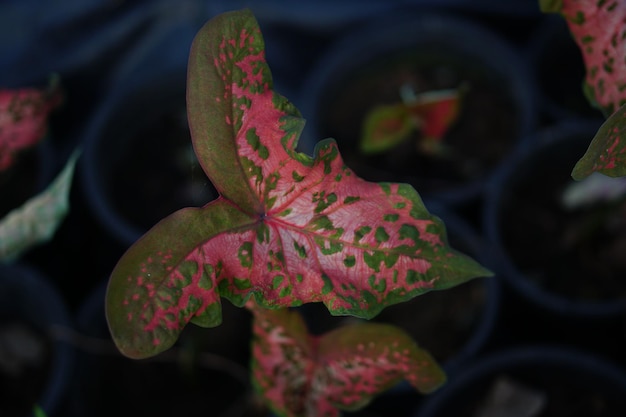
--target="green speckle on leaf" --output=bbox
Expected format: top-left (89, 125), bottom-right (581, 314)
top-left (406, 269), bottom-right (420, 284)
top-left (199, 264), bottom-right (214, 289)
top-left (279, 285), bottom-right (292, 297)
top-left (573, 11), bottom-right (585, 24)
top-left (256, 222), bottom-right (271, 244)
top-left (343, 255), bottom-right (356, 267)
top-left (321, 274), bottom-right (333, 295)
top-left (343, 196), bottom-right (360, 204)
top-left (383, 213), bottom-right (399, 222)
top-left (233, 278), bottom-right (252, 290)
top-left (399, 224), bottom-right (419, 244)
top-left (292, 171), bottom-right (304, 182)
top-left (363, 251), bottom-right (381, 272)
top-left (310, 215), bottom-right (334, 231)
top-left (368, 275), bottom-right (387, 293)
top-left (246, 128), bottom-right (269, 160)
top-left (272, 275), bottom-right (284, 289)
top-left (375, 227), bottom-right (390, 243)
top-left (293, 241), bottom-right (307, 258)
top-left (581, 35), bottom-right (594, 44)
top-left (316, 237), bottom-right (344, 255)
top-left (278, 208), bottom-right (292, 217)
top-left (354, 225), bottom-right (372, 243)
top-left (238, 241), bottom-right (254, 268)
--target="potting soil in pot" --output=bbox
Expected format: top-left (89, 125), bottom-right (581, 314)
top-left (319, 50), bottom-right (517, 197)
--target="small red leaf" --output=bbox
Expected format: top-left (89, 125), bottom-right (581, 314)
top-left (540, 0), bottom-right (626, 116)
top-left (251, 306), bottom-right (445, 417)
top-left (0, 79), bottom-right (62, 172)
top-left (408, 89), bottom-right (461, 144)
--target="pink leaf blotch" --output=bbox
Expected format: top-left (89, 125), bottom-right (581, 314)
top-left (106, 9), bottom-right (491, 359)
top-left (0, 79), bottom-right (62, 172)
top-left (540, 0), bottom-right (626, 117)
top-left (251, 306), bottom-right (445, 417)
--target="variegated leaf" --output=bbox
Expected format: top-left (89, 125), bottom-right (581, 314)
top-left (572, 103), bottom-right (626, 179)
top-left (251, 306), bottom-right (445, 417)
top-left (540, 0), bottom-right (626, 117)
top-left (0, 78), bottom-right (62, 172)
top-left (106, 9), bottom-right (491, 359)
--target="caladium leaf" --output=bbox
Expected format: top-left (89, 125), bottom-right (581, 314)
top-left (540, 0), bottom-right (626, 179)
top-left (360, 89), bottom-right (461, 155)
top-left (0, 77), bottom-right (62, 172)
top-left (106, 9), bottom-right (491, 359)
top-left (572, 104), bottom-right (626, 179)
top-left (250, 306), bottom-right (445, 417)
top-left (0, 150), bottom-right (79, 261)
top-left (540, 0), bottom-right (626, 117)
top-left (361, 104), bottom-right (414, 153)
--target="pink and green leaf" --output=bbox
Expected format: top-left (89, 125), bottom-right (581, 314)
top-left (106, 9), bottom-right (491, 359)
top-left (572, 104), bottom-right (626, 179)
top-left (361, 104), bottom-right (414, 153)
top-left (251, 306), bottom-right (445, 417)
top-left (540, 0), bottom-right (626, 117)
top-left (360, 89), bottom-right (461, 155)
top-left (0, 78), bottom-right (62, 172)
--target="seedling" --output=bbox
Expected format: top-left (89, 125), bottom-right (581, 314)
top-left (360, 84), bottom-right (462, 156)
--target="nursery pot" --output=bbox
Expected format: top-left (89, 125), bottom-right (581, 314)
top-left (525, 14), bottom-right (605, 122)
top-left (82, 69), bottom-right (218, 247)
top-left (0, 140), bottom-right (55, 220)
top-left (70, 279), bottom-right (267, 417)
top-left (484, 121), bottom-right (626, 318)
top-left (415, 345), bottom-right (626, 417)
top-left (0, 263), bottom-right (73, 417)
top-left (299, 12), bottom-right (537, 205)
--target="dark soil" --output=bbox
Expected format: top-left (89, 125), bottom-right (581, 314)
top-left (0, 320), bottom-right (52, 417)
top-left (317, 49), bottom-right (518, 196)
top-left (499, 135), bottom-right (626, 302)
top-left (372, 278), bottom-right (487, 364)
top-left (0, 147), bottom-right (45, 219)
top-left (73, 299), bottom-right (266, 417)
top-left (108, 102), bottom-right (217, 233)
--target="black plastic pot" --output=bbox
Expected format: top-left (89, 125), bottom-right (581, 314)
top-left (525, 14), bottom-right (605, 122)
top-left (415, 345), bottom-right (626, 417)
top-left (0, 263), bottom-right (74, 417)
top-left (81, 21), bottom-right (219, 248)
top-left (484, 121), bottom-right (626, 318)
top-left (69, 279), bottom-right (263, 417)
top-left (299, 12), bottom-right (538, 206)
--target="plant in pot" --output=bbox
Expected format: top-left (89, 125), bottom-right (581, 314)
top-left (104, 9), bottom-right (492, 417)
top-left (0, 79), bottom-right (78, 417)
top-left (299, 12), bottom-right (537, 205)
top-left (499, 0), bottom-right (626, 316)
top-left (359, 85), bottom-right (462, 157)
